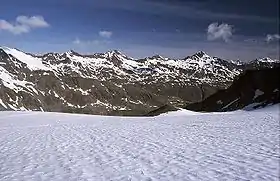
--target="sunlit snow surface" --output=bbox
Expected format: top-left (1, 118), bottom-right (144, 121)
top-left (1, 47), bottom-right (50, 70)
top-left (0, 105), bottom-right (279, 181)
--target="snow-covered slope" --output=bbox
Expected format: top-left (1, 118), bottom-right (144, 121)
top-left (0, 105), bottom-right (279, 181)
top-left (0, 46), bottom-right (50, 70)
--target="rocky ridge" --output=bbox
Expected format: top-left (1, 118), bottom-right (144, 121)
top-left (0, 46), bottom-right (279, 115)
top-left (185, 66), bottom-right (280, 112)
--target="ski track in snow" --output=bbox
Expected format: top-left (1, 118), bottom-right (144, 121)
top-left (0, 107), bottom-right (279, 181)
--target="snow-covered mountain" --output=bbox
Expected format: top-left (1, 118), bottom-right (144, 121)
top-left (0, 46), bottom-right (279, 115)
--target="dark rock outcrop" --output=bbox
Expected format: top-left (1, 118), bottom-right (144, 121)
top-left (185, 66), bottom-right (280, 112)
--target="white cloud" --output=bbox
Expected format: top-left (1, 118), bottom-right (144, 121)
top-left (99, 31), bottom-right (113, 38)
top-left (16, 16), bottom-right (49, 28)
top-left (72, 38), bottom-right (111, 46)
top-left (266, 34), bottom-right (280, 43)
top-left (207, 22), bottom-right (233, 42)
top-left (0, 15), bottom-right (49, 35)
top-left (73, 38), bottom-right (81, 45)
top-left (0, 20), bottom-right (30, 34)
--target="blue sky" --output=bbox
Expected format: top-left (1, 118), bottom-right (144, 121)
top-left (0, 0), bottom-right (279, 60)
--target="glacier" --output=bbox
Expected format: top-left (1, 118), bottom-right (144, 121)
top-left (0, 105), bottom-right (279, 181)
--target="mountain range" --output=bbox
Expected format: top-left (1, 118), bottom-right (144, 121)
top-left (0, 46), bottom-right (279, 115)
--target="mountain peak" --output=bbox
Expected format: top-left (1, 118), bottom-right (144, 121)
top-left (107, 50), bottom-right (127, 56)
top-left (149, 54), bottom-right (165, 60)
top-left (257, 57), bottom-right (279, 63)
top-left (192, 51), bottom-right (208, 58)
top-left (66, 50), bottom-right (81, 56)
top-left (103, 50), bottom-right (132, 60)
top-left (183, 51), bottom-right (211, 61)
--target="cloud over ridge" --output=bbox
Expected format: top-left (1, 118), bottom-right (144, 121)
top-left (207, 22), bottom-right (233, 42)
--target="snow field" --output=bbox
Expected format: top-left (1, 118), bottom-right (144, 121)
top-left (0, 106), bottom-right (279, 181)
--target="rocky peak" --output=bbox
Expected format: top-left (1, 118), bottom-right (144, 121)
top-left (104, 50), bottom-right (123, 57)
top-left (193, 51), bottom-right (207, 58)
top-left (67, 50), bottom-right (82, 57)
top-left (149, 55), bottom-right (165, 60)
top-left (184, 51), bottom-right (211, 61)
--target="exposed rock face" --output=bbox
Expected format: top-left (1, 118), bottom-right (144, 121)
top-left (185, 66), bottom-right (280, 112)
top-left (0, 46), bottom-right (279, 115)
